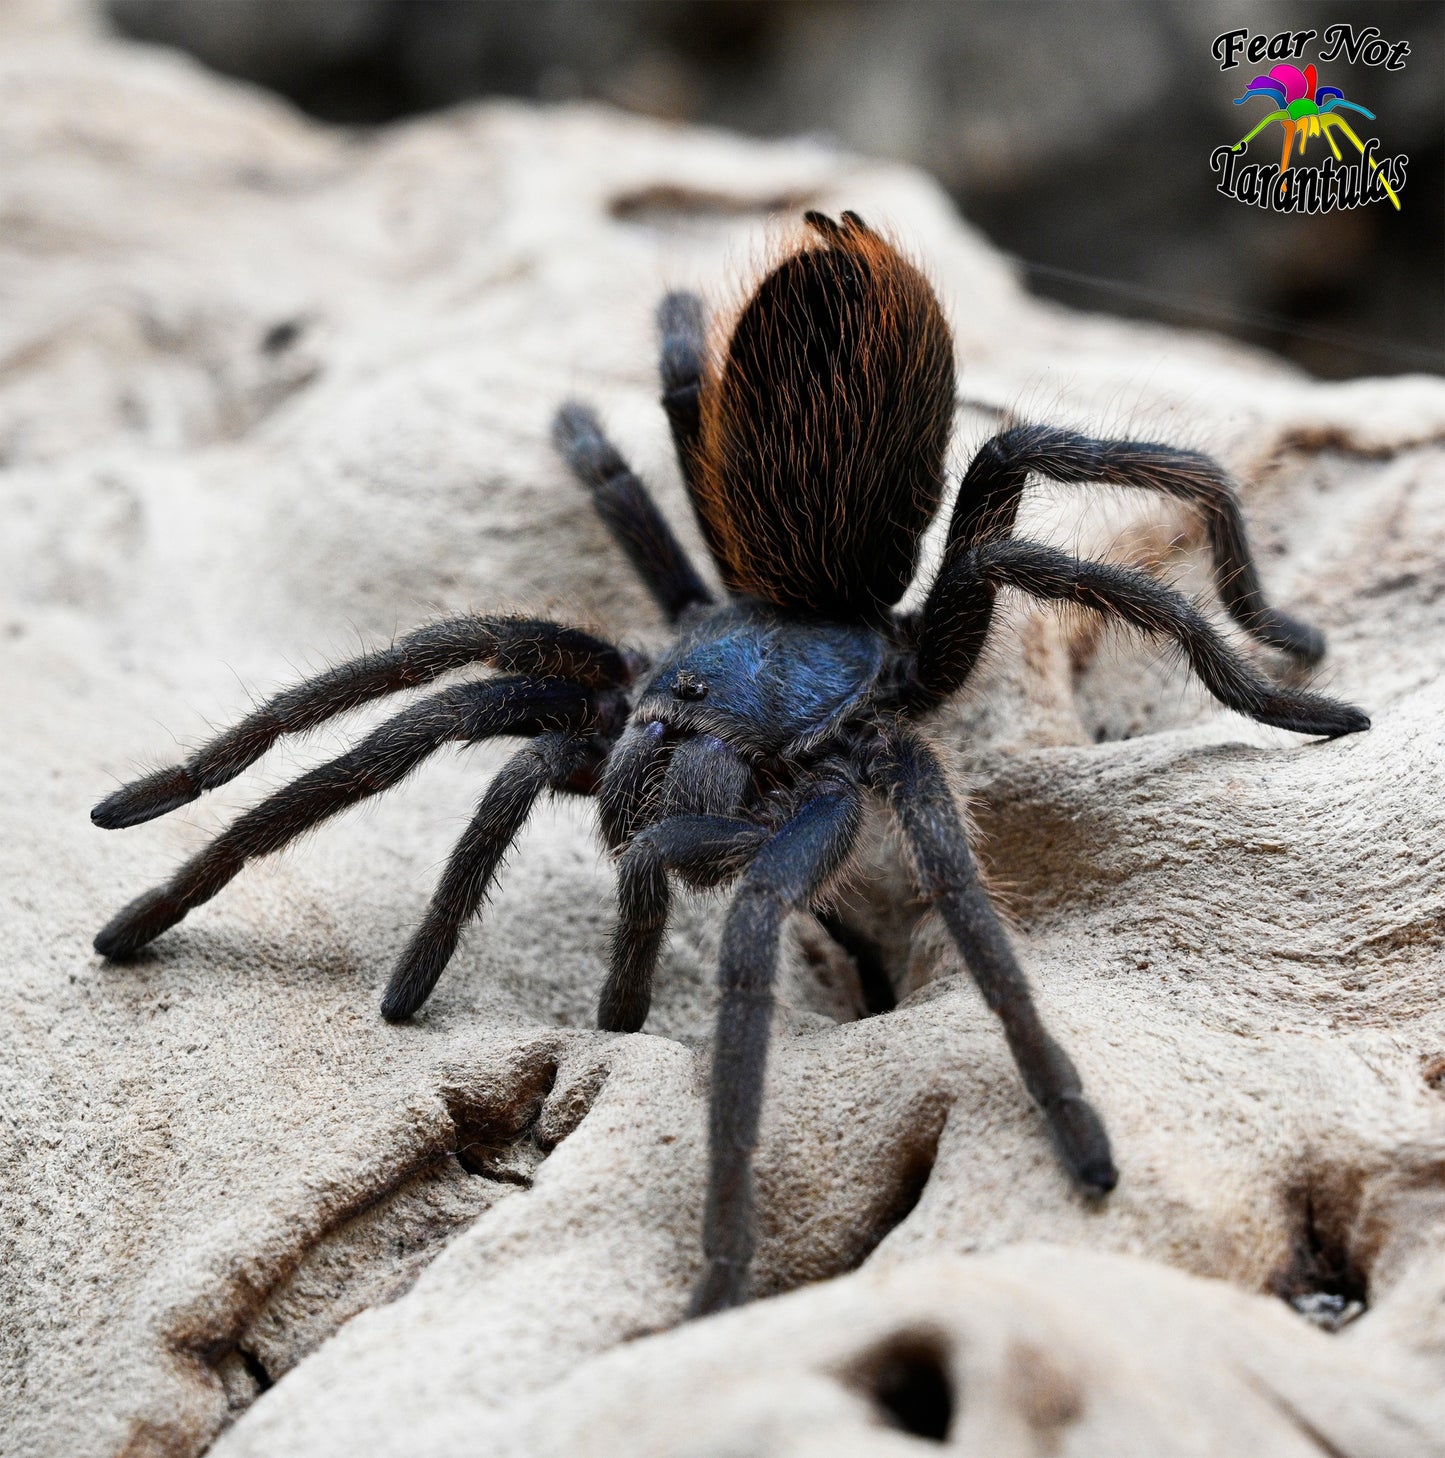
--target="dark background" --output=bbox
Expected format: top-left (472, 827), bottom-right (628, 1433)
top-left (108, 0), bottom-right (1444, 379)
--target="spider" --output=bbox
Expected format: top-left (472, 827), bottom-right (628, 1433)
top-left (92, 210), bottom-right (1368, 1317)
top-left (1231, 61), bottom-right (1401, 209)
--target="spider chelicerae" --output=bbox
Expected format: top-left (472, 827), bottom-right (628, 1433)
top-left (92, 210), bottom-right (1368, 1316)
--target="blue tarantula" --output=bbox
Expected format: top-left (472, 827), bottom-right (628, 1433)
top-left (92, 211), bottom-right (1367, 1316)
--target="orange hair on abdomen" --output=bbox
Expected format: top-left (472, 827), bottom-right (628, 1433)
top-left (689, 212), bottom-right (956, 619)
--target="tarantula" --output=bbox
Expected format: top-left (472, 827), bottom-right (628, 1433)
top-left (92, 210), bottom-right (1368, 1316)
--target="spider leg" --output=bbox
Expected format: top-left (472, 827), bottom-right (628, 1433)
top-left (1320, 115), bottom-right (1402, 209)
top-left (1232, 108), bottom-right (1290, 151)
top-left (659, 289), bottom-right (791, 586)
top-left (815, 910), bottom-right (897, 1014)
top-left (1317, 114), bottom-right (1346, 162)
top-left (691, 778), bottom-right (864, 1318)
top-left (381, 730), bottom-right (597, 1021)
top-left (656, 290), bottom-right (707, 494)
top-left (603, 814), bottom-right (769, 1033)
top-left (552, 400), bottom-right (713, 622)
top-left (916, 538), bottom-right (1368, 736)
top-left (868, 726), bottom-right (1117, 1194)
top-left (93, 676), bottom-right (594, 960)
top-left (939, 424), bottom-right (1327, 663)
top-left (1280, 117), bottom-right (1298, 171)
top-left (596, 718), bottom-right (673, 850)
top-left (93, 617), bottom-right (627, 829)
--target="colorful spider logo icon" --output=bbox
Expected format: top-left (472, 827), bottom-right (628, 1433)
top-left (1232, 63), bottom-right (1400, 210)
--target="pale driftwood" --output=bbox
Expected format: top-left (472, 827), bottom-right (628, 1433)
top-left (1, 10), bottom-right (1442, 1457)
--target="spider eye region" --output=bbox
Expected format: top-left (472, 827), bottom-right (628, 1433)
top-left (671, 670), bottom-right (709, 701)
top-left (635, 605), bottom-right (885, 754)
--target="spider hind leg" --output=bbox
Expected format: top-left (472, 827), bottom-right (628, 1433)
top-left (656, 290), bottom-right (707, 493)
top-left (551, 400), bottom-right (712, 623)
top-left (916, 538), bottom-right (1368, 737)
top-left (939, 425), bottom-right (1329, 665)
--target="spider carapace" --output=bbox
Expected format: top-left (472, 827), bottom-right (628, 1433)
top-left (92, 211), bottom-right (1367, 1316)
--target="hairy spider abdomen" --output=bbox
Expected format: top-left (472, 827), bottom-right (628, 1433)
top-left (691, 211), bottom-right (956, 620)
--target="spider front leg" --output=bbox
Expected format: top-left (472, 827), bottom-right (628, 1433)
top-left (691, 778), bottom-right (864, 1318)
top-left (92, 616), bottom-right (628, 829)
top-left (942, 424), bottom-right (1327, 663)
top-left (915, 538), bottom-right (1369, 738)
top-left (604, 814), bottom-right (769, 1033)
top-left (93, 676), bottom-right (596, 962)
top-left (870, 728), bottom-right (1116, 1195)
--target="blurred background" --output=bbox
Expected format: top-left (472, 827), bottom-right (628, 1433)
top-left (106, 0), bottom-right (1442, 380)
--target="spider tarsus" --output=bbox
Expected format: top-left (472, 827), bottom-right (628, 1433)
top-left (91, 768), bottom-right (198, 829)
top-left (550, 401), bottom-right (619, 486)
top-left (1260, 697), bottom-right (1370, 738)
top-left (597, 983), bottom-right (650, 1034)
top-left (657, 289), bottom-right (702, 331)
top-left (93, 888), bottom-right (183, 960)
top-left (1045, 1093), bottom-right (1119, 1197)
top-left (656, 290), bottom-right (705, 388)
top-left (1078, 1169), bottom-right (1118, 1199)
top-left (380, 939), bottom-right (450, 1023)
top-left (1257, 610), bottom-right (1327, 666)
top-left (687, 1258), bottom-right (744, 1319)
